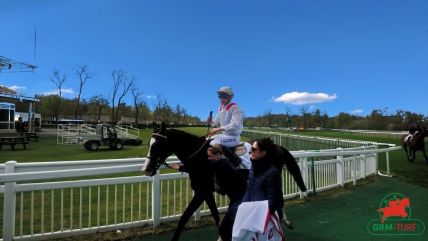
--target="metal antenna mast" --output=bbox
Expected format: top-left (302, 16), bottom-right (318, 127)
top-left (0, 55), bottom-right (38, 73)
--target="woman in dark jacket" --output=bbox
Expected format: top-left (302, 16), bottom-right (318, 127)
top-left (207, 144), bottom-right (246, 241)
top-left (242, 137), bottom-right (284, 220)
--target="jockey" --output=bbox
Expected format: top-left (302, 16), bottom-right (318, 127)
top-left (405, 123), bottom-right (422, 143)
top-left (207, 86), bottom-right (243, 148)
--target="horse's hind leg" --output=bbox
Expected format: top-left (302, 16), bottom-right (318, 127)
top-left (282, 207), bottom-right (294, 229)
top-left (170, 195), bottom-right (204, 241)
top-left (422, 149), bottom-right (428, 163)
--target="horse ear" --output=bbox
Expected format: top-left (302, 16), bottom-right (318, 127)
top-left (161, 122), bottom-right (167, 132)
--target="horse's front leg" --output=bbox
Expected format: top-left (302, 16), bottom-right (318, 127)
top-left (411, 150), bottom-right (416, 163)
top-left (204, 192), bottom-right (220, 227)
top-left (403, 146), bottom-right (411, 162)
top-left (170, 194), bottom-right (205, 241)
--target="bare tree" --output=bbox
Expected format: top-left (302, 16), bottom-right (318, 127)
top-left (264, 109), bottom-right (273, 127)
top-left (50, 70), bottom-right (66, 122)
top-left (152, 94), bottom-right (172, 123)
top-left (115, 75), bottom-right (135, 124)
top-left (285, 107), bottom-right (293, 128)
top-left (74, 65), bottom-right (92, 119)
top-left (300, 106), bottom-right (309, 129)
top-left (131, 83), bottom-right (144, 126)
top-left (111, 69), bottom-right (126, 123)
top-left (88, 95), bottom-right (109, 122)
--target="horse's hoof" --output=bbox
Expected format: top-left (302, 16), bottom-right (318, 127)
top-left (283, 220), bottom-right (294, 230)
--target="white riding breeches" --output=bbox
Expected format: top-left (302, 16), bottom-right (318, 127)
top-left (209, 134), bottom-right (240, 148)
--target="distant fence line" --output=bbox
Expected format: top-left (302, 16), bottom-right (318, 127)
top-left (244, 127), bottom-right (407, 140)
top-left (332, 129), bottom-right (407, 139)
top-left (242, 129), bottom-right (382, 151)
top-left (0, 133), bottom-right (400, 241)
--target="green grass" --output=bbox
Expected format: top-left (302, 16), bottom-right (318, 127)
top-left (1, 130), bottom-right (149, 163)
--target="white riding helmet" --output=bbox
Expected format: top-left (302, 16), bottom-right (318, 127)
top-left (217, 86), bottom-right (234, 96)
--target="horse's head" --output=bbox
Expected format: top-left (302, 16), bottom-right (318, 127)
top-left (142, 122), bottom-right (173, 176)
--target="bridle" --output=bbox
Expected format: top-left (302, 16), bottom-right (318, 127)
top-left (150, 133), bottom-right (173, 169)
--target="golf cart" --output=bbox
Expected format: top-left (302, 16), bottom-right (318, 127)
top-left (83, 124), bottom-right (124, 151)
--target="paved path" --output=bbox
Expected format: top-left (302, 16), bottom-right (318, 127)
top-left (133, 177), bottom-right (428, 241)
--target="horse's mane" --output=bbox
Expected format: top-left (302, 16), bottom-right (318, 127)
top-left (165, 129), bottom-right (209, 163)
top-left (167, 129), bottom-right (206, 143)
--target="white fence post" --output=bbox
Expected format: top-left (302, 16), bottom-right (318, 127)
top-left (3, 161), bottom-right (17, 241)
top-left (361, 146), bottom-right (367, 179)
top-left (299, 157), bottom-right (308, 199)
top-left (152, 170), bottom-right (161, 227)
top-left (336, 148), bottom-right (344, 187)
top-left (194, 207), bottom-right (201, 221)
top-left (385, 149), bottom-right (390, 177)
top-left (353, 155), bottom-right (357, 186)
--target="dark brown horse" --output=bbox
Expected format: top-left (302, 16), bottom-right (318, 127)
top-left (401, 127), bottom-right (428, 163)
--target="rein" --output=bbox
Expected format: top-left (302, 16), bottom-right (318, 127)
top-left (155, 157), bottom-right (173, 170)
top-left (152, 130), bottom-right (212, 164)
top-left (187, 133), bottom-right (213, 160)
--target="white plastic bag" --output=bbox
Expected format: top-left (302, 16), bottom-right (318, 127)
top-left (232, 201), bottom-right (285, 241)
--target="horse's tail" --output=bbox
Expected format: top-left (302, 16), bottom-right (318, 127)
top-left (278, 146), bottom-right (307, 192)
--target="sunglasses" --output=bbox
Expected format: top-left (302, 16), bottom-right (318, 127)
top-left (218, 93), bottom-right (230, 99)
top-left (251, 147), bottom-right (259, 152)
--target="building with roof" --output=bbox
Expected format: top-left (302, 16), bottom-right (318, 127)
top-left (0, 85), bottom-right (40, 131)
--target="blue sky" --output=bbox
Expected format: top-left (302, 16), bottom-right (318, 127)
top-left (1, 0), bottom-right (427, 119)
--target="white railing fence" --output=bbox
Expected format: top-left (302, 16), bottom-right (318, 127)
top-left (0, 145), bottom-right (400, 241)
top-left (242, 129), bottom-right (379, 150)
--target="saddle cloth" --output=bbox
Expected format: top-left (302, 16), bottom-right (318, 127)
top-left (230, 142), bottom-right (252, 170)
top-left (233, 142), bottom-right (248, 156)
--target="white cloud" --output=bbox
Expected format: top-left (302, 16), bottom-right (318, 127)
top-left (7, 85), bottom-right (26, 93)
top-left (274, 91), bottom-right (337, 105)
top-left (61, 88), bottom-right (74, 94)
top-left (146, 95), bottom-right (156, 99)
top-left (42, 88), bottom-right (75, 96)
top-left (350, 109), bottom-right (364, 115)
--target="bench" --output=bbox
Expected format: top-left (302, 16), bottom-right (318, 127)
top-left (19, 132), bottom-right (40, 142)
top-left (0, 136), bottom-right (29, 150)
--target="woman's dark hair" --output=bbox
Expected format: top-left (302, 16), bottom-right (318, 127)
top-left (256, 137), bottom-right (276, 154)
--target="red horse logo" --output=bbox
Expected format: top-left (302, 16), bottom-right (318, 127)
top-left (377, 197), bottom-right (410, 223)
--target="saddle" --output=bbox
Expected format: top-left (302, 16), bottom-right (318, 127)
top-left (221, 142), bottom-right (251, 169)
top-left (233, 143), bottom-right (248, 156)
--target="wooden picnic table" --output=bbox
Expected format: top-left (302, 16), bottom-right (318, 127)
top-left (19, 132), bottom-right (40, 142)
top-left (0, 136), bottom-right (29, 150)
